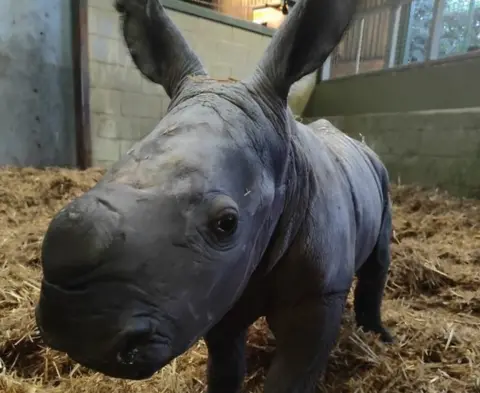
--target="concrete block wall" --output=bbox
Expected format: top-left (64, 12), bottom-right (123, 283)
top-left (303, 109), bottom-right (480, 198)
top-left (87, 0), bottom-right (317, 167)
top-left (304, 53), bottom-right (480, 198)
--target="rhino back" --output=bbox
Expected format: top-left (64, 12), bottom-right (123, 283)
top-left (294, 118), bottom-right (389, 266)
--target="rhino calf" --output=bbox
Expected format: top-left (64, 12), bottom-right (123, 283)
top-left (35, 0), bottom-right (394, 392)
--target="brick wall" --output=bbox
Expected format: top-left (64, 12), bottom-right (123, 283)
top-left (88, 0), bottom-right (312, 167)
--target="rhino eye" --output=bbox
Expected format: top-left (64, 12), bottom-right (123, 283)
top-left (210, 212), bottom-right (238, 238)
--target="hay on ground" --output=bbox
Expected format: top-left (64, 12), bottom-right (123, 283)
top-left (0, 166), bottom-right (479, 392)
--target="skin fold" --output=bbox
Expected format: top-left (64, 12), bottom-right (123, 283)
top-left (35, 0), bottom-right (394, 391)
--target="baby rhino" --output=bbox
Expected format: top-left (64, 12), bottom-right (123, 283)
top-left (35, 0), bottom-right (394, 392)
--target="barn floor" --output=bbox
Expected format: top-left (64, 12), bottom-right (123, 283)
top-left (0, 167), bottom-right (479, 393)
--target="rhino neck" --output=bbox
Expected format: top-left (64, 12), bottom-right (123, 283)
top-left (258, 115), bottom-right (314, 274)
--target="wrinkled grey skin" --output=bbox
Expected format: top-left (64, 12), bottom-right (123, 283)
top-left (35, 0), bottom-right (394, 392)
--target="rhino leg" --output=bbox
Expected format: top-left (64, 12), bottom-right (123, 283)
top-left (205, 324), bottom-right (247, 393)
top-left (264, 291), bottom-right (349, 393)
top-left (354, 202), bottom-right (394, 343)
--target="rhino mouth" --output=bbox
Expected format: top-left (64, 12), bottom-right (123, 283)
top-left (38, 312), bottom-right (174, 380)
top-left (68, 334), bottom-right (173, 380)
top-left (35, 279), bottom-right (176, 380)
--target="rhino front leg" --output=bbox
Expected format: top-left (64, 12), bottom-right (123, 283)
top-left (264, 291), bottom-right (349, 393)
top-left (204, 324), bottom-right (247, 393)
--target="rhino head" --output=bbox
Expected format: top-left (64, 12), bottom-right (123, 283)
top-left (35, 0), bottom-right (357, 380)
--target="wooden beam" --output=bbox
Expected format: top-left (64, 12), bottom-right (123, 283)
top-left (384, 4), bottom-right (402, 68)
top-left (71, 0), bottom-right (92, 169)
top-left (426, 0), bottom-right (445, 60)
top-left (355, 17), bottom-right (366, 74)
top-left (463, 0), bottom-right (476, 52)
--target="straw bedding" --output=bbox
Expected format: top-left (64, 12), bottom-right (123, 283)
top-left (0, 166), bottom-right (479, 393)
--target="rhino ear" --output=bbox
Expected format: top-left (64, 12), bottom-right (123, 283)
top-left (115, 0), bottom-right (207, 98)
top-left (249, 0), bottom-right (358, 101)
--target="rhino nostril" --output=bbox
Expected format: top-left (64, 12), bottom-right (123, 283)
top-left (116, 328), bottom-right (153, 366)
top-left (117, 347), bottom-right (139, 365)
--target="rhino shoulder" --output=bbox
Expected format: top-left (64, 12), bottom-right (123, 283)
top-left (296, 117), bottom-right (390, 189)
top-left (305, 118), bottom-right (383, 164)
top-left (305, 118), bottom-right (339, 134)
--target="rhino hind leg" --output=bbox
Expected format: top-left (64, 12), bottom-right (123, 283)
top-left (354, 203), bottom-right (394, 343)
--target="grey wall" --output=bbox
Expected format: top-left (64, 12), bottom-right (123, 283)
top-left (0, 0), bottom-right (76, 167)
top-left (304, 53), bottom-right (480, 117)
top-left (304, 109), bottom-right (480, 197)
top-left (303, 53), bottom-right (480, 198)
top-left (87, 0), bottom-right (317, 167)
